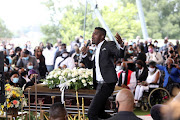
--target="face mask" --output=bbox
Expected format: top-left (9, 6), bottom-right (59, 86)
top-left (47, 45), bottom-right (51, 50)
top-left (76, 54), bottom-right (80, 57)
top-left (148, 67), bottom-right (155, 73)
top-left (62, 53), bottom-right (68, 58)
top-left (89, 50), bottom-right (93, 54)
top-left (4, 66), bottom-right (8, 72)
top-left (154, 43), bottom-right (158, 46)
top-left (23, 56), bottom-right (29, 60)
top-left (148, 48), bottom-right (153, 53)
top-left (169, 50), bottom-right (174, 54)
top-left (27, 66), bottom-right (33, 70)
top-left (12, 78), bottom-right (19, 83)
top-left (116, 66), bottom-right (122, 71)
top-left (128, 50), bottom-right (133, 54)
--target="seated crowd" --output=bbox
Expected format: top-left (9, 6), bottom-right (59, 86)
top-left (1, 36), bottom-right (180, 120)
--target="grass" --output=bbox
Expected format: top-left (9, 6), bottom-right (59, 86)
top-left (134, 108), bottom-right (150, 116)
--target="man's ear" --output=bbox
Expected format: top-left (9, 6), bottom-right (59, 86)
top-left (101, 35), bottom-right (105, 40)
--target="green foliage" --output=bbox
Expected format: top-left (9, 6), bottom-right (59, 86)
top-left (101, 3), bottom-right (141, 39)
top-left (127, 0), bottom-right (180, 39)
top-left (41, 0), bottom-right (180, 42)
top-left (41, 24), bottom-right (61, 44)
top-left (0, 18), bottom-right (13, 38)
top-left (41, 0), bottom-right (139, 44)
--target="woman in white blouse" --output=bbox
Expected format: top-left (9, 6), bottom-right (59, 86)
top-left (134, 61), bottom-right (161, 102)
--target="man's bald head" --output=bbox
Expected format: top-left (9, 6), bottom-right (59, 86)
top-left (116, 89), bottom-right (134, 112)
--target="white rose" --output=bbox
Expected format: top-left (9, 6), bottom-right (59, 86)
top-left (72, 73), bottom-right (75, 78)
top-left (85, 75), bottom-right (88, 78)
top-left (89, 82), bottom-right (93, 85)
top-left (57, 71), bottom-right (61, 75)
top-left (83, 83), bottom-right (87, 86)
top-left (81, 79), bottom-right (86, 84)
top-left (59, 76), bottom-right (63, 80)
top-left (54, 73), bottom-right (58, 78)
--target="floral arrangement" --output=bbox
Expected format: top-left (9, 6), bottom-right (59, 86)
top-left (42, 68), bottom-right (93, 90)
top-left (0, 84), bottom-right (27, 112)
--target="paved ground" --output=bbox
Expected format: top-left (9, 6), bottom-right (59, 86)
top-left (138, 116), bottom-right (153, 120)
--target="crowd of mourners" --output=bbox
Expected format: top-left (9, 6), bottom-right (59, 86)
top-left (1, 36), bottom-right (180, 100)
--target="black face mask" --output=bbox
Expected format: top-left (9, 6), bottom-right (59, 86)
top-left (169, 50), bottom-right (174, 54)
top-left (47, 45), bottom-right (51, 50)
top-left (21, 71), bottom-right (27, 76)
top-left (10, 54), bottom-right (16, 58)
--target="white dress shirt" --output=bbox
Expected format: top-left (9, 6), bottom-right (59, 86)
top-left (54, 56), bottom-right (75, 69)
top-left (95, 41), bottom-right (105, 82)
top-left (138, 67), bottom-right (144, 77)
top-left (43, 48), bottom-right (56, 66)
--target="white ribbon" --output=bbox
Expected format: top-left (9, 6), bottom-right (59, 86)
top-left (58, 79), bottom-right (74, 104)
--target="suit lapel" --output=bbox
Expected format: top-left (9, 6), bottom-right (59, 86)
top-left (99, 40), bottom-right (107, 60)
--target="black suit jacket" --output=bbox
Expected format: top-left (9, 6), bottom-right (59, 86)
top-left (136, 67), bottom-right (148, 82)
top-left (106, 111), bottom-right (142, 120)
top-left (82, 40), bottom-right (124, 89)
top-left (18, 76), bottom-right (27, 88)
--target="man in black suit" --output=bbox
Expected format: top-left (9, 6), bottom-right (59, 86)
top-left (106, 89), bottom-right (142, 120)
top-left (81, 27), bottom-right (124, 120)
top-left (135, 60), bottom-right (148, 83)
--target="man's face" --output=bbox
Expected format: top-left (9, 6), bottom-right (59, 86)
top-left (92, 29), bottom-right (104, 45)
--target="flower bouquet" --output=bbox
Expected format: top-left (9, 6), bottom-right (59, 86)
top-left (42, 68), bottom-right (93, 90)
top-left (0, 84), bottom-right (27, 115)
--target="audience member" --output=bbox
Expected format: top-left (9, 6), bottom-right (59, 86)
top-left (16, 49), bottom-right (39, 70)
top-left (146, 44), bottom-right (163, 64)
top-left (117, 62), bottom-right (136, 92)
top-left (106, 89), bottom-right (142, 120)
top-left (135, 60), bottom-right (148, 83)
top-left (49, 102), bottom-right (67, 120)
top-left (134, 61), bottom-right (160, 102)
top-left (43, 43), bottom-right (56, 72)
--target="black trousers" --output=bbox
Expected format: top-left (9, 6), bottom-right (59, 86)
top-left (88, 82), bottom-right (116, 120)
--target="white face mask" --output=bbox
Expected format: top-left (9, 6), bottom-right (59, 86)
top-left (62, 53), bottom-right (68, 58)
top-left (148, 67), bottom-right (155, 73)
top-left (154, 42), bottom-right (158, 46)
top-left (116, 66), bottom-right (122, 71)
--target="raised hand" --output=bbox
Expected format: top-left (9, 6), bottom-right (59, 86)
top-left (115, 33), bottom-right (123, 46)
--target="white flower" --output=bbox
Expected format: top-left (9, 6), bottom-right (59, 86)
top-left (54, 73), bottom-right (58, 78)
top-left (72, 79), bottom-right (76, 82)
top-left (68, 73), bottom-right (71, 77)
top-left (85, 74), bottom-right (88, 78)
top-left (83, 83), bottom-right (87, 86)
top-left (57, 71), bottom-right (61, 75)
top-left (59, 76), bottom-right (63, 80)
top-left (89, 82), bottom-right (93, 85)
top-left (81, 79), bottom-right (86, 84)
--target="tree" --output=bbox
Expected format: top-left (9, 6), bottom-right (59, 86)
top-left (101, 2), bottom-right (141, 39)
top-left (0, 18), bottom-right (13, 38)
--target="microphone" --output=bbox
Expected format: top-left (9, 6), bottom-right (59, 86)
top-left (86, 40), bottom-right (91, 48)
